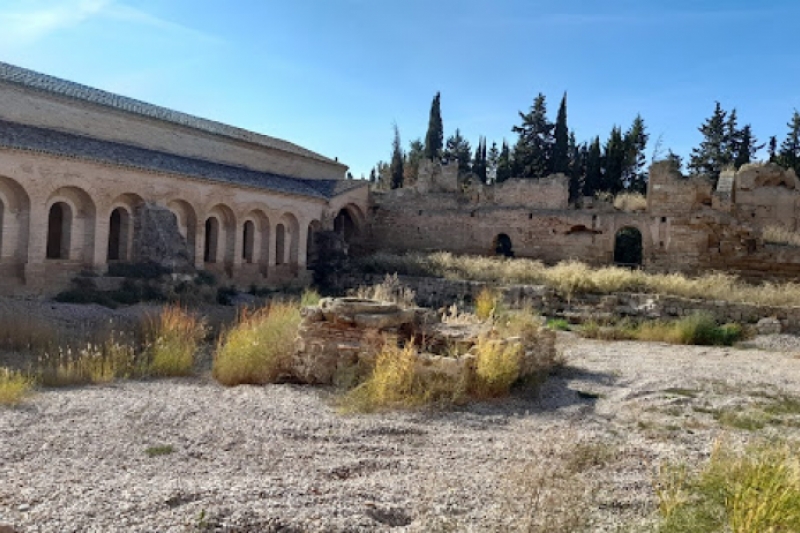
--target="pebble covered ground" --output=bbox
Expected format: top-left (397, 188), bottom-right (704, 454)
top-left (2, 301), bottom-right (800, 532)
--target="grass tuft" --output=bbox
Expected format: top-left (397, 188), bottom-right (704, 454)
top-left (581, 314), bottom-right (745, 346)
top-left (0, 367), bottom-right (34, 406)
top-left (146, 305), bottom-right (206, 377)
top-left (37, 336), bottom-right (141, 387)
top-left (657, 440), bottom-right (800, 533)
top-left (213, 302), bottom-right (301, 386)
top-left (474, 287), bottom-right (497, 320)
top-left (145, 444), bottom-right (175, 457)
top-left (471, 336), bottom-right (522, 398)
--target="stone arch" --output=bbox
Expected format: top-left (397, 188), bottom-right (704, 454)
top-left (307, 219), bottom-right (322, 267)
top-left (334, 204), bottom-right (364, 244)
top-left (614, 226), bottom-right (643, 266)
top-left (242, 220), bottom-right (256, 263)
top-left (493, 233), bottom-right (514, 257)
top-left (276, 212), bottom-right (300, 272)
top-left (242, 209), bottom-right (270, 273)
top-left (204, 204), bottom-right (236, 267)
top-left (107, 193), bottom-right (144, 262)
top-left (46, 186), bottom-right (95, 263)
top-left (167, 199), bottom-right (198, 265)
top-left (0, 176), bottom-right (31, 262)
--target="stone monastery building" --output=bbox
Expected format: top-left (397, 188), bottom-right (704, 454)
top-left (0, 62), bottom-right (368, 295)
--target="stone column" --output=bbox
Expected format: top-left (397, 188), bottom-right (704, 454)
top-left (23, 202), bottom-right (47, 288)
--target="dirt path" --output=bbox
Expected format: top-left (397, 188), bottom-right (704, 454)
top-left (2, 334), bottom-right (800, 532)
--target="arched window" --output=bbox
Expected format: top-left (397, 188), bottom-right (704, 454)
top-left (242, 220), bottom-right (255, 263)
top-left (107, 207), bottom-right (131, 261)
top-left (46, 202), bottom-right (72, 259)
top-left (275, 223), bottom-right (286, 265)
top-left (493, 233), bottom-right (514, 257)
top-left (204, 217), bottom-right (220, 263)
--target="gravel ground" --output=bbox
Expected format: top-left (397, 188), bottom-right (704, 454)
top-left (2, 303), bottom-right (800, 532)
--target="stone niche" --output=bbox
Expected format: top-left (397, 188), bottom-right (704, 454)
top-left (293, 297), bottom-right (556, 387)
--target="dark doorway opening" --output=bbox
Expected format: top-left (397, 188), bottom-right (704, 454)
top-left (614, 227), bottom-right (643, 266)
top-left (494, 233), bottom-right (514, 257)
top-left (47, 202), bottom-right (70, 259)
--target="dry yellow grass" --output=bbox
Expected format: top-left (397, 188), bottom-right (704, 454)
top-left (471, 335), bottom-right (522, 398)
top-left (763, 225), bottom-right (800, 247)
top-left (356, 252), bottom-right (800, 307)
top-left (474, 287), bottom-right (498, 320)
top-left (613, 192), bottom-right (648, 212)
top-left (0, 367), bottom-right (33, 406)
top-left (37, 338), bottom-right (140, 387)
top-left (146, 305), bottom-right (206, 377)
top-left (213, 302), bottom-right (301, 386)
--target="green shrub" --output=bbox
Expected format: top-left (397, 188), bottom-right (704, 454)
top-left (147, 305), bottom-right (206, 377)
top-left (213, 302), bottom-right (301, 386)
top-left (546, 318), bottom-right (570, 331)
top-left (657, 440), bottom-right (800, 533)
top-left (0, 368), bottom-right (34, 406)
top-left (300, 288), bottom-right (322, 307)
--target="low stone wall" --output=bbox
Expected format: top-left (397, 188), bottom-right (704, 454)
top-left (293, 297), bottom-right (556, 387)
top-left (333, 273), bottom-right (800, 333)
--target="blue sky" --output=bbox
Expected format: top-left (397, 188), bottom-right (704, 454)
top-left (1, 0), bottom-right (799, 179)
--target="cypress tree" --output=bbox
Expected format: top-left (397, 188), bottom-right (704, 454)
top-left (583, 136), bottom-right (602, 197)
top-left (552, 93), bottom-right (570, 175)
top-left (389, 124), bottom-right (404, 189)
top-left (496, 140), bottom-right (512, 183)
top-left (624, 114), bottom-right (649, 192)
top-left (567, 131), bottom-right (584, 203)
top-left (487, 141), bottom-right (500, 183)
top-left (602, 126), bottom-right (627, 194)
top-left (444, 129), bottom-right (472, 174)
top-left (424, 92), bottom-right (443, 161)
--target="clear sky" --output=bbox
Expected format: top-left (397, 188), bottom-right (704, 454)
top-left (1, 0), bottom-right (798, 179)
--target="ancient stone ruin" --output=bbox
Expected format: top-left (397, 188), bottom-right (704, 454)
top-left (293, 297), bottom-right (556, 387)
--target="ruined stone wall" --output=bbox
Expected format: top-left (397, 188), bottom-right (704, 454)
top-left (0, 81), bottom-right (345, 181)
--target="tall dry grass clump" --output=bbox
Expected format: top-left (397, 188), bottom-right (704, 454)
top-left (146, 305), bottom-right (206, 377)
top-left (471, 336), bottom-right (522, 398)
top-left (213, 302), bottom-right (301, 386)
top-left (613, 192), bottom-right (648, 212)
top-left (763, 225), bottom-right (800, 247)
top-left (0, 368), bottom-right (33, 406)
top-left (353, 273), bottom-right (416, 307)
top-left (37, 336), bottom-right (140, 387)
top-left (657, 440), bottom-right (800, 533)
top-left (474, 287), bottom-right (498, 320)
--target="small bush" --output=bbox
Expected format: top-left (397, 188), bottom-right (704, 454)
top-left (657, 440), bottom-right (800, 533)
top-left (353, 273), bottom-right (416, 307)
top-left (471, 336), bottom-right (522, 398)
top-left (474, 287), bottom-right (497, 320)
top-left (0, 368), bottom-right (34, 406)
top-left (213, 302), bottom-right (301, 386)
top-left (580, 314), bottom-right (744, 346)
top-left (146, 305), bottom-right (206, 377)
top-left (145, 444), bottom-right (175, 457)
top-left (300, 288), bottom-right (321, 307)
top-left (546, 318), bottom-right (570, 331)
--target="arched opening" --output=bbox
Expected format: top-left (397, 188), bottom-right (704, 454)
top-left (242, 220), bottom-right (255, 263)
top-left (107, 207), bottom-right (131, 262)
top-left (275, 223), bottom-right (286, 265)
top-left (307, 220), bottom-right (322, 267)
top-left (204, 217), bottom-right (220, 263)
top-left (614, 227), bottom-right (643, 266)
top-left (334, 208), bottom-right (358, 243)
top-left (493, 233), bottom-right (514, 257)
top-left (0, 199), bottom-right (4, 258)
top-left (46, 202), bottom-right (72, 259)
top-left (167, 200), bottom-right (198, 266)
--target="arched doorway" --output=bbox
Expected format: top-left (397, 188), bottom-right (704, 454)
top-left (46, 202), bottom-right (72, 259)
top-left (107, 207), bottom-right (131, 261)
top-left (242, 220), bottom-right (255, 263)
top-left (614, 227), bottom-right (643, 266)
top-left (204, 217), bottom-right (220, 263)
top-left (307, 220), bottom-right (322, 267)
top-left (494, 233), bottom-right (514, 257)
top-left (334, 208), bottom-right (358, 242)
top-left (275, 223), bottom-right (286, 265)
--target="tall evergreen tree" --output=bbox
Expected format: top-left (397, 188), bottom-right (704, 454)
top-left (666, 150), bottom-right (684, 174)
top-left (496, 140), bottom-right (513, 183)
top-left (444, 128), bottom-right (472, 174)
top-left (512, 93), bottom-right (554, 178)
top-left (602, 126), bottom-right (627, 194)
top-left (624, 114), bottom-right (649, 192)
top-left (487, 141), bottom-right (500, 184)
top-left (552, 93), bottom-right (570, 175)
top-left (583, 136), bottom-right (602, 196)
top-left (369, 167), bottom-right (377, 183)
top-left (688, 102), bottom-right (731, 182)
top-left (472, 137), bottom-right (488, 183)
top-left (732, 124), bottom-right (762, 169)
top-left (389, 124), bottom-right (404, 189)
top-left (404, 138), bottom-right (424, 186)
top-left (768, 136), bottom-right (778, 162)
top-left (423, 92), bottom-right (444, 161)
top-left (777, 110), bottom-right (800, 174)
top-left (567, 131), bottom-right (584, 203)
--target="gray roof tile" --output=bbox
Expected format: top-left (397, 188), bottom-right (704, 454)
top-left (0, 61), bottom-right (345, 168)
top-left (0, 119), bottom-right (365, 200)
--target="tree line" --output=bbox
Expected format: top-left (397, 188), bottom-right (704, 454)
top-left (370, 93), bottom-right (800, 201)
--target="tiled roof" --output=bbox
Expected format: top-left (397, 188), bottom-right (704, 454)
top-left (0, 61), bottom-right (345, 168)
top-left (0, 119), bottom-right (366, 200)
